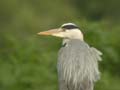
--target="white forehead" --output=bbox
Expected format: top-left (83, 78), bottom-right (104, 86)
top-left (61, 23), bottom-right (77, 27)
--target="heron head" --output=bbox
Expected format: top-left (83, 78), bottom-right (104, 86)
top-left (38, 23), bottom-right (83, 40)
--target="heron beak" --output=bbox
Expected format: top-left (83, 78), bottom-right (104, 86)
top-left (37, 29), bottom-right (61, 35)
top-left (37, 28), bottom-right (64, 37)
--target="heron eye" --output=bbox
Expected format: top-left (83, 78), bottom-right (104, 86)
top-left (62, 28), bottom-right (66, 32)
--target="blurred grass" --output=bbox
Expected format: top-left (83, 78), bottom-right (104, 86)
top-left (0, 0), bottom-right (120, 90)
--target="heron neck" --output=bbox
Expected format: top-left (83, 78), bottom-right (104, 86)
top-left (62, 38), bottom-right (83, 47)
top-left (62, 39), bottom-right (69, 45)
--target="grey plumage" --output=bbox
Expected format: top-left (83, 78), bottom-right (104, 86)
top-left (57, 39), bottom-right (102, 90)
top-left (37, 23), bottom-right (102, 90)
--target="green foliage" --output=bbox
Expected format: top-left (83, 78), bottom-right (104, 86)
top-left (0, 0), bottom-right (120, 90)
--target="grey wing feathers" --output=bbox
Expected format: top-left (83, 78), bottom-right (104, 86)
top-left (57, 39), bottom-right (102, 90)
top-left (90, 47), bottom-right (102, 61)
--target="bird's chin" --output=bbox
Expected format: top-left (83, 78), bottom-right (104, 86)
top-left (51, 33), bottom-right (65, 38)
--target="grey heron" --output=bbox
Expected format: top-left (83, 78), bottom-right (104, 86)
top-left (37, 23), bottom-right (102, 90)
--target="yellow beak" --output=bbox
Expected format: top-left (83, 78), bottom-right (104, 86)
top-left (37, 29), bottom-right (61, 36)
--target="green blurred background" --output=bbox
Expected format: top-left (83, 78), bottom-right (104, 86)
top-left (0, 0), bottom-right (120, 90)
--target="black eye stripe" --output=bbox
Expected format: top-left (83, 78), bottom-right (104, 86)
top-left (61, 25), bottom-right (79, 29)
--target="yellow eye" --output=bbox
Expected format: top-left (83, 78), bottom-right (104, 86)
top-left (62, 28), bottom-right (66, 32)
